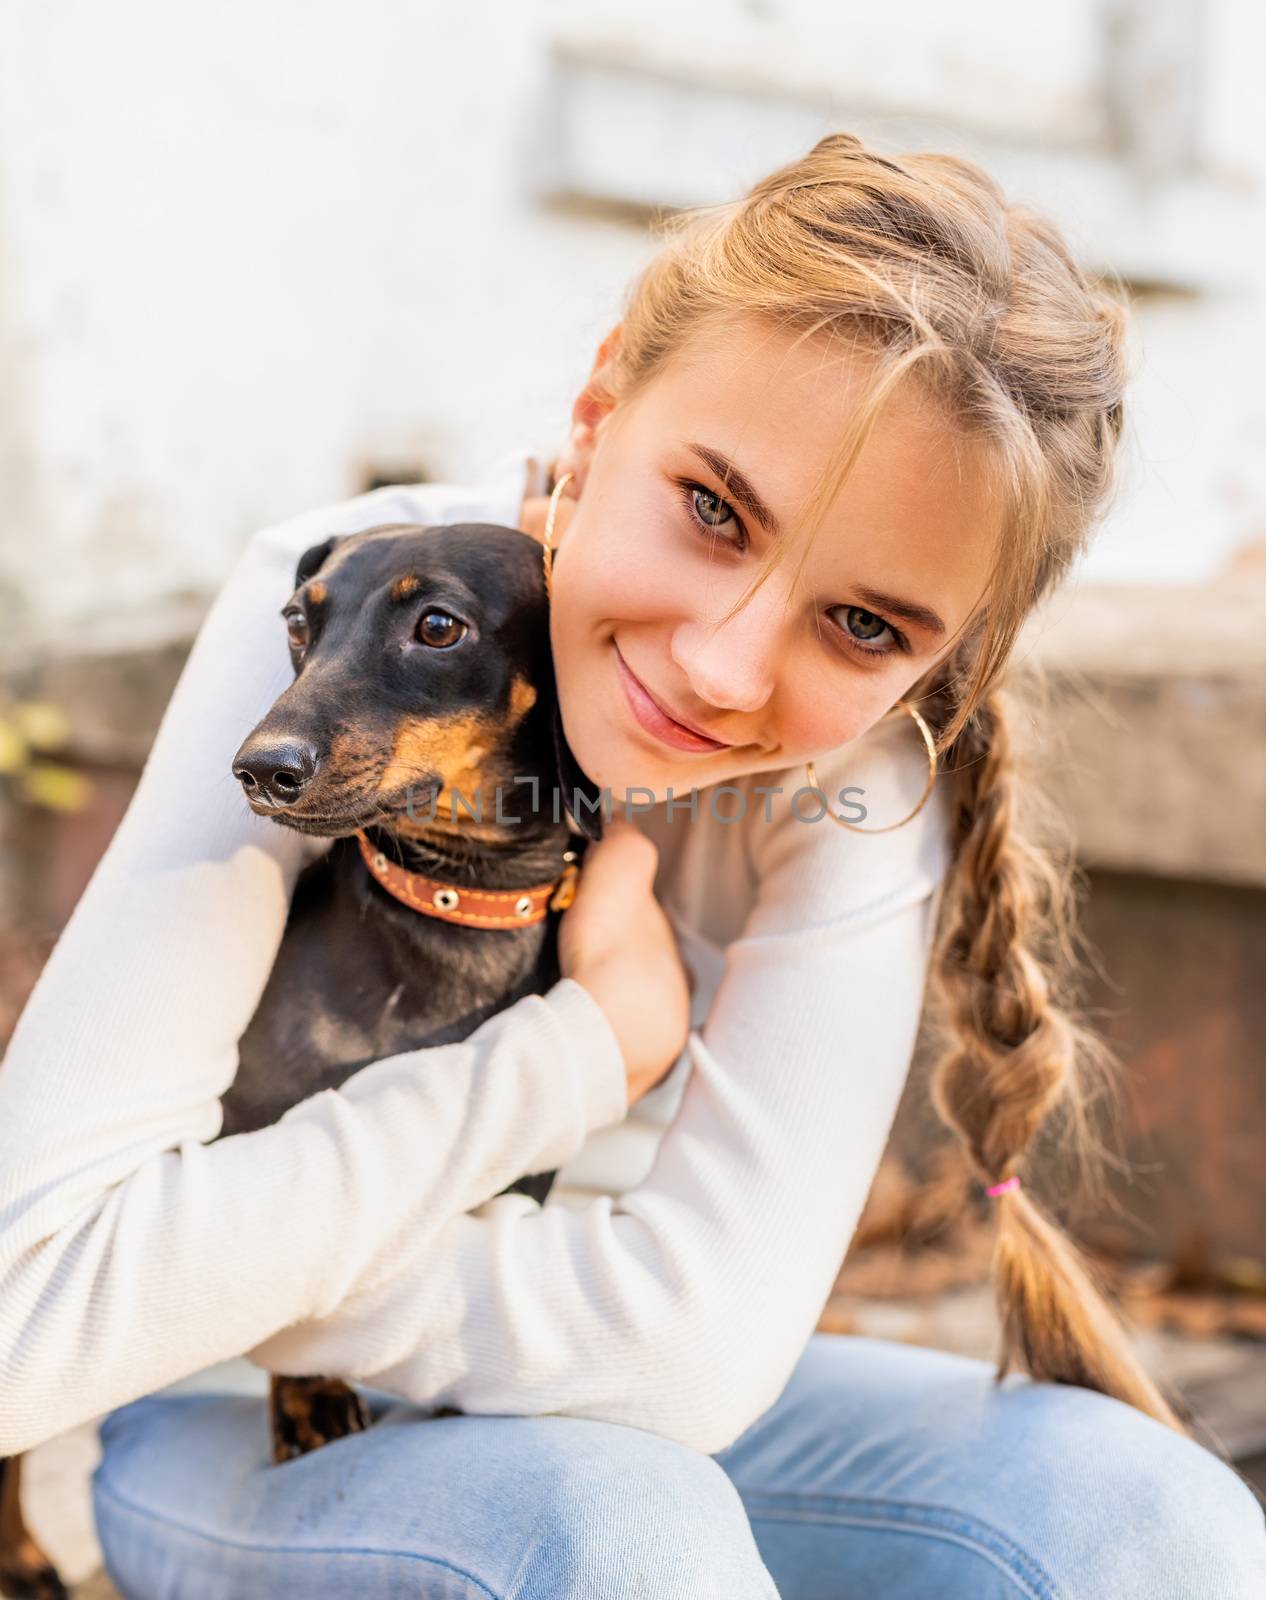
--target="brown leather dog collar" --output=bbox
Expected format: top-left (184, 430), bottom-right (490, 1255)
top-left (354, 829), bottom-right (578, 929)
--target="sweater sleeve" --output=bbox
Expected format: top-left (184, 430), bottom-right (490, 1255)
top-left (247, 720), bottom-right (957, 1456)
top-left (0, 486), bottom-right (627, 1457)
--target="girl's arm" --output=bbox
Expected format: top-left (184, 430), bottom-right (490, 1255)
top-left (248, 722), bottom-right (955, 1455)
top-left (0, 485), bottom-right (627, 1456)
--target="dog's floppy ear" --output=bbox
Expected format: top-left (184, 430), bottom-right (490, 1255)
top-left (551, 702), bottom-right (605, 841)
top-left (294, 534), bottom-right (345, 588)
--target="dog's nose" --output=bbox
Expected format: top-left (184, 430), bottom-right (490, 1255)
top-left (233, 739), bottom-right (319, 807)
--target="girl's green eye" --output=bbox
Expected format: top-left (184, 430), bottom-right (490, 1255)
top-left (829, 605), bottom-right (906, 658)
top-left (675, 478), bottom-right (747, 548)
top-left (692, 486), bottom-right (735, 528)
top-left (843, 608), bottom-right (888, 644)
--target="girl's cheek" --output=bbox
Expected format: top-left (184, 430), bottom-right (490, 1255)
top-left (575, 547), bottom-right (667, 626)
top-left (783, 683), bottom-right (892, 761)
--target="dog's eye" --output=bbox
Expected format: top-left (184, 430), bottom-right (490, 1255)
top-left (416, 610), bottom-right (467, 648)
top-left (283, 609), bottom-right (309, 650)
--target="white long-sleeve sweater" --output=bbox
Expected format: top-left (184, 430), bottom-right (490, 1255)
top-left (0, 448), bottom-right (955, 1458)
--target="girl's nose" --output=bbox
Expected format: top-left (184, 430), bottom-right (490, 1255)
top-left (668, 588), bottom-right (787, 716)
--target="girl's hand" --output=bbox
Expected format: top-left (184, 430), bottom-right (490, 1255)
top-left (557, 821), bottom-right (691, 1105)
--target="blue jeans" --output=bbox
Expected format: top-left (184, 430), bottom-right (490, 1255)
top-left (92, 1333), bottom-right (1266, 1598)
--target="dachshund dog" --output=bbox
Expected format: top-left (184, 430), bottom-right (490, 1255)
top-left (225, 519), bottom-right (602, 1460)
top-left (0, 520), bottom-right (603, 1599)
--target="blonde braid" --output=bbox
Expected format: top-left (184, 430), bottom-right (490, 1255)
top-left (927, 677), bottom-right (1187, 1431)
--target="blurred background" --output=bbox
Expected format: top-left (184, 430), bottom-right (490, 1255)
top-left (1, 3), bottom-right (1263, 1590)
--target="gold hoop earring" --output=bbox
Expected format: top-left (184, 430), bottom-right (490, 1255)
top-left (805, 700), bottom-right (938, 834)
top-left (541, 471), bottom-right (574, 599)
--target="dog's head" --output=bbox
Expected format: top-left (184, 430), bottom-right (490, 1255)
top-left (231, 521), bottom-right (603, 842)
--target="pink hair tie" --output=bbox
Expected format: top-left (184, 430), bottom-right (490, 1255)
top-left (985, 1175), bottom-right (1022, 1198)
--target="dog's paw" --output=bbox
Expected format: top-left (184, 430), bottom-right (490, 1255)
top-left (270, 1375), bottom-right (372, 1464)
top-left (0, 1550), bottom-right (70, 1600)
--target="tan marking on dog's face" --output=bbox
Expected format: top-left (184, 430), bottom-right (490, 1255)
top-left (508, 674), bottom-right (537, 723)
top-left (375, 685), bottom-right (550, 842)
top-left (306, 580), bottom-right (327, 606)
top-left (377, 711), bottom-right (503, 807)
top-left (391, 573), bottom-right (421, 602)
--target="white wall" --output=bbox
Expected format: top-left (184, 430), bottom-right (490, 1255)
top-left (0, 0), bottom-right (1262, 653)
top-left (0, 2), bottom-right (655, 650)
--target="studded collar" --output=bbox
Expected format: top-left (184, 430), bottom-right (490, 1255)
top-left (354, 829), bottom-right (579, 929)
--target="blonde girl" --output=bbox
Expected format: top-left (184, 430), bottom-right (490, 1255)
top-left (2, 133), bottom-right (1264, 1597)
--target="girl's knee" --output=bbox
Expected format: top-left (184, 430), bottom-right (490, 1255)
top-left (96, 1399), bottom-right (777, 1598)
top-left (516, 1425), bottom-right (776, 1600)
top-left (1013, 1383), bottom-right (1266, 1597)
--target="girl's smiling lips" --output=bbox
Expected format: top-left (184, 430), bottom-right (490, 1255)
top-left (613, 642), bottom-right (734, 753)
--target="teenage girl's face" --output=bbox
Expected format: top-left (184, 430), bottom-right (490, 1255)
top-left (545, 314), bottom-right (1001, 802)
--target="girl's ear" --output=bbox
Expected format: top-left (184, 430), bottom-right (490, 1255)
top-left (589, 323), bottom-right (622, 377)
top-left (555, 324), bottom-right (621, 494)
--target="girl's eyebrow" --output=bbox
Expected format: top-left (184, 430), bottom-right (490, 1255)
top-left (685, 440), bottom-right (948, 638)
top-left (852, 586), bottom-right (947, 638)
